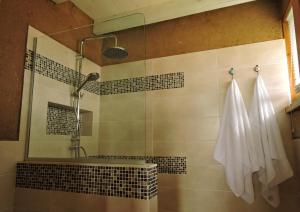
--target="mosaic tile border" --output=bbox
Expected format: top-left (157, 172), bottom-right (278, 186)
top-left (16, 162), bottom-right (157, 200)
top-left (25, 49), bottom-right (184, 95)
top-left (100, 72), bottom-right (184, 95)
top-left (25, 50), bottom-right (100, 94)
top-left (90, 155), bottom-right (187, 174)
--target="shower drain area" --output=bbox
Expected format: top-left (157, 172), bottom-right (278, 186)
top-left (46, 102), bottom-right (93, 136)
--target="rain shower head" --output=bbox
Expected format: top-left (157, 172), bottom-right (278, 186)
top-left (85, 72), bottom-right (100, 81)
top-left (103, 46), bottom-right (128, 60)
top-left (73, 72), bottom-right (99, 97)
top-left (79, 34), bottom-right (128, 60)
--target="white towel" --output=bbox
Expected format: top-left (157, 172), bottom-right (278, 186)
top-left (214, 79), bottom-right (259, 204)
top-left (249, 75), bottom-right (293, 207)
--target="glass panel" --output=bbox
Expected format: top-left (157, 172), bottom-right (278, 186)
top-left (95, 14), bottom-right (147, 157)
top-left (26, 13), bottom-right (146, 160)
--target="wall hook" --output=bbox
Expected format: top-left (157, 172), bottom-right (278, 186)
top-left (254, 65), bottom-right (260, 74)
top-left (228, 68), bottom-right (235, 79)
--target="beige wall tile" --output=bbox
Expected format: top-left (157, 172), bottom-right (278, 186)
top-left (186, 141), bottom-right (218, 166)
top-left (216, 45), bottom-right (242, 69)
top-left (149, 196), bottom-right (158, 212)
top-left (50, 191), bottom-right (104, 212)
top-left (115, 197), bottom-right (154, 212)
top-left (149, 39), bottom-right (299, 212)
top-left (149, 50), bottom-right (217, 76)
top-left (157, 187), bottom-right (251, 212)
top-left (99, 120), bottom-right (145, 142)
top-left (259, 64), bottom-right (290, 92)
top-left (101, 197), bottom-right (134, 212)
top-left (99, 140), bottom-right (146, 155)
top-left (150, 93), bottom-right (219, 121)
top-left (158, 187), bottom-right (300, 212)
top-left (0, 142), bottom-right (24, 174)
top-left (237, 40), bottom-right (287, 68)
top-left (0, 174), bottom-right (15, 211)
top-left (100, 93), bottom-right (146, 121)
top-left (152, 117), bottom-right (219, 142)
top-left (14, 188), bottom-right (51, 212)
top-left (15, 189), bottom-right (155, 212)
top-left (153, 141), bottom-right (187, 156)
top-left (101, 60), bottom-right (146, 81)
top-left (158, 164), bottom-right (228, 191)
top-left (99, 58), bottom-right (147, 156)
top-left (216, 39), bottom-right (287, 69)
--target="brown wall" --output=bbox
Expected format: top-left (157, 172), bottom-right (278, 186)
top-left (102, 0), bottom-right (283, 65)
top-left (0, 0), bottom-right (94, 140)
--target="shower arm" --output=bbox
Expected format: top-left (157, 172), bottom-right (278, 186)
top-left (75, 34), bottom-right (117, 94)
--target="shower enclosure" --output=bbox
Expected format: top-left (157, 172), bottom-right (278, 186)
top-left (71, 34), bottom-right (127, 158)
top-left (25, 14), bottom-right (147, 162)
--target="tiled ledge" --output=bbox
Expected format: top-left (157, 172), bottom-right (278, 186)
top-left (16, 162), bottom-right (157, 200)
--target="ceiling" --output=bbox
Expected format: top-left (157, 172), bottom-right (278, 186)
top-left (53, 0), bottom-right (255, 34)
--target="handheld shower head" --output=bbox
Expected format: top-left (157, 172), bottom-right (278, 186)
top-left (73, 72), bottom-right (99, 97)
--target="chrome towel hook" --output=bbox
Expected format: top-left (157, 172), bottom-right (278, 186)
top-left (254, 65), bottom-right (260, 74)
top-left (229, 67), bottom-right (235, 79)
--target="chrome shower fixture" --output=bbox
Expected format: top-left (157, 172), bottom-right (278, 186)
top-left (103, 46), bottom-right (128, 59)
top-left (72, 72), bottom-right (99, 97)
top-left (79, 34), bottom-right (128, 60)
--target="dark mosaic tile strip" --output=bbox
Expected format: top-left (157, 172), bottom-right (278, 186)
top-left (25, 50), bottom-right (99, 95)
top-left (90, 155), bottom-right (187, 174)
top-left (25, 49), bottom-right (184, 95)
top-left (146, 156), bottom-right (186, 174)
top-left (99, 72), bottom-right (184, 95)
top-left (16, 163), bottom-right (158, 200)
top-left (47, 105), bottom-right (83, 135)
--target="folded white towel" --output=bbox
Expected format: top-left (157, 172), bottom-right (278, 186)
top-left (249, 75), bottom-right (293, 207)
top-left (214, 79), bottom-right (259, 204)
